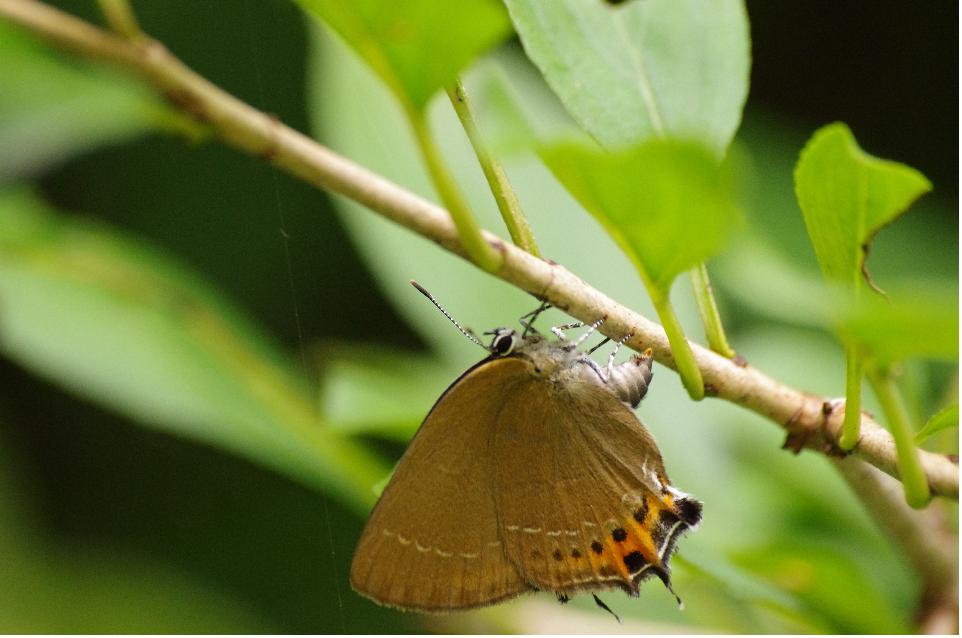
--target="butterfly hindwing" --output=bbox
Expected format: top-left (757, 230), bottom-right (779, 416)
top-left (492, 366), bottom-right (701, 598)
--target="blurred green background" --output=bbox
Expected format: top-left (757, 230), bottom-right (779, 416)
top-left (0, 0), bottom-right (956, 633)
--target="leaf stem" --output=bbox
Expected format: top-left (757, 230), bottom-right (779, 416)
top-left (839, 345), bottom-right (863, 450)
top-left (867, 366), bottom-right (931, 507)
top-left (689, 263), bottom-right (736, 358)
top-left (446, 80), bottom-right (540, 257)
top-left (651, 287), bottom-right (704, 400)
top-left (95, 0), bottom-right (141, 39)
top-left (406, 109), bottom-right (502, 273)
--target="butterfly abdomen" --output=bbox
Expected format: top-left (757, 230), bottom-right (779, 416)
top-left (607, 352), bottom-right (654, 408)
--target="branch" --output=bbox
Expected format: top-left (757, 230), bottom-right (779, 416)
top-left (0, 0), bottom-right (957, 499)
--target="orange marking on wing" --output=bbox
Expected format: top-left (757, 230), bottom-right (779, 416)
top-left (627, 518), bottom-right (659, 564)
top-left (585, 505), bottom-right (675, 584)
top-left (603, 536), bottom-right (630, 580)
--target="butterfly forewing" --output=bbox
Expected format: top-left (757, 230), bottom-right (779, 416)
top-left (350, 357), bottom-right (533, 612)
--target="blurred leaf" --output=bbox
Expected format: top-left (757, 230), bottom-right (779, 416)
top-left (296, 0), bottom-right (510, 112)
top-left (0, 545), bottom-right (273, 633)
top-left (505, 0), bottom-right (750, 156)
top-left (836, 282), bottom-right (959, 365)
top-left (715, 236), bottom-right (833, 328)
top-left (0, 189), bottom-right (385, 512)
top-left (732, 543), bottom-right (912, 634)
top-left (793, 122), bottom-right (931, 290)
top-left (0, 424), bottom-right (271, 633)
top-left (915, 404), bottom-right (959, 444)
top-left (465, 53), bottom-right (585, 155)
top-left (0, 22), bottom-right (180, 183)
top-left (674, 551), bottom-right (828, 633)
top-left (319, 343), bottom-right (456, 440)
top-left (539, 139), bottom-right (740, 289)
top-left (371, 467), bottom-right (394, 498)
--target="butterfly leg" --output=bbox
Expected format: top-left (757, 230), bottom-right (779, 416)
top-left (571, 317), bottom-right (606, 348)
top-left (550, 321), bottom-right (584, 341)
top-left (586, 336), bottom-right (611, 355)
top-left (519, 300), bottom-right (551, 337)
top-left (604, 332), bottom-right (635, 378)
top-left (580, 357), bottom-right (607, 382)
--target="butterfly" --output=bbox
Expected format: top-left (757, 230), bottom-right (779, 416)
top-left (350, 283), bottom-right (702, 615)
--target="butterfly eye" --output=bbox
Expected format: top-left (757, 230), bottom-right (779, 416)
top-left (490, 329), bottom-right (519, 356)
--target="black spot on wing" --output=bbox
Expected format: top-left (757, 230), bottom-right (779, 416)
top-left (676, 498), bottom-right (703, 526)
top-left (591, 541), bottom-right (604, 555)
top-left (611, 527), bottom-right (628, 542)
top-left (658, 508), bottom-right (680, 527)
top-left (624, 551), bottom-right (647, 573)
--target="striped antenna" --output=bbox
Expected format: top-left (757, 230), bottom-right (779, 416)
top-left (410, 281), bottom-right (487, 350)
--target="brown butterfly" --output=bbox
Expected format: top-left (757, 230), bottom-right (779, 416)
top-left (350, 283), bottom-right (701, 615)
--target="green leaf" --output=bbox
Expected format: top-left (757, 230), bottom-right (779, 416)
top-left (539, 139), bottom-right (740, 289)
top-left (296, 0), bottom-right (511, 112)
top-left (793, 122), bottom-right (932, 290)
top-left (319, 343), bottom-right (454, 440)
top-left (836, 282), bottom-right (959, 365)
top-left (505, 0), bottom-right (750, 156)
top-left (0, 22), bottom-right (182, 183)
top-left (0, 189), bottom-right (386, 512)
top-left (915, 404), bottom-right (959, 444)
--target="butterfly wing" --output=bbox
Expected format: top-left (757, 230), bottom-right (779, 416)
top-left (492, 372), bottom-right (702, 598)
top-left (350, 357), bottom-right (533, 612)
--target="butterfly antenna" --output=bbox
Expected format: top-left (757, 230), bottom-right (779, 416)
top-left (410, 281), bottom-right (487, 350)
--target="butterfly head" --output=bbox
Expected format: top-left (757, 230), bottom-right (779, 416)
top-left (484, 327), bottom-right (521, 356)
